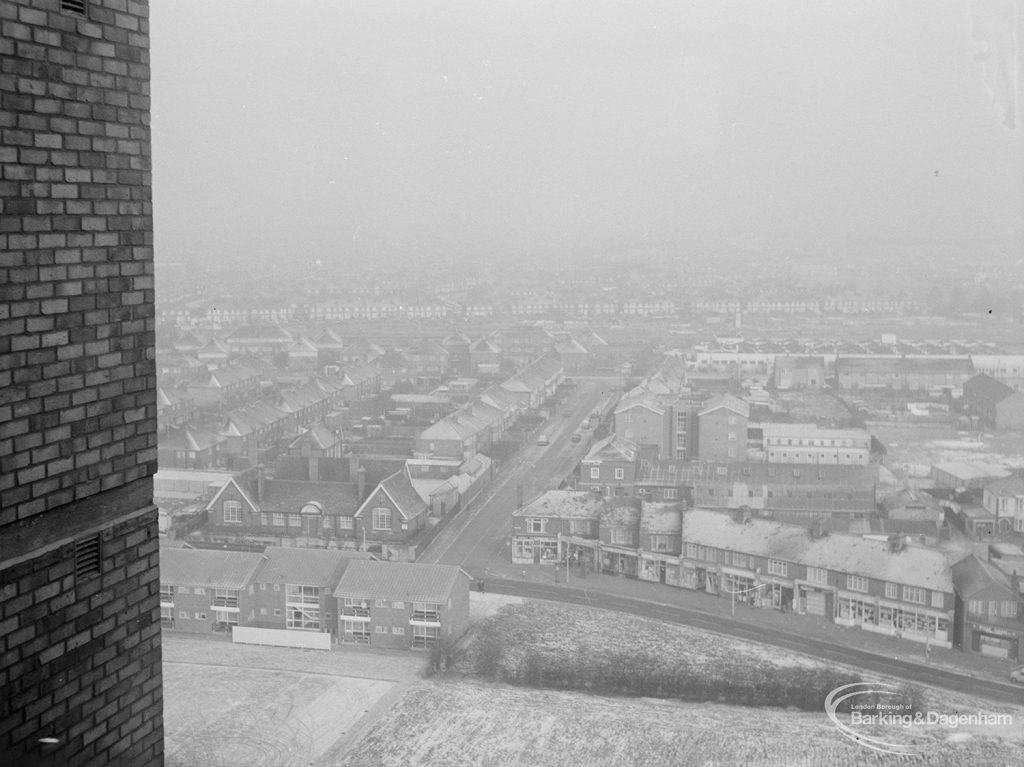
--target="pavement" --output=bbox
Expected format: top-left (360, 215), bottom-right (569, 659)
top-left (468, 562), bottom-right (1024, 704)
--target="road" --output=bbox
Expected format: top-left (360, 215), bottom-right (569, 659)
top-left (418, 378), bottom-right (614, 569)
top-left (417, 376), bottom-right (1024, 706)
top-left (483, 577), bottom-right (1024, 706)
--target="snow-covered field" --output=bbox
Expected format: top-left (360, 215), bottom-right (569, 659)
top-left (334, 679), bottom-right (1023, 767)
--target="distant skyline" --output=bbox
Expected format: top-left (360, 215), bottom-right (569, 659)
top-left (151, 1), bottom-right (1023, 267)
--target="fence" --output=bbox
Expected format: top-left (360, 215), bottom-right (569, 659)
top-left (232, 626), bottom-right (332, 650)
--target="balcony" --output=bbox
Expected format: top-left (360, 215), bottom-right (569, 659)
top-left (410, 609), bottom-right (441, 626)
top-left (210, 596), bottom-right (239, 610)
top-left (341, 605), bottom-right (371, 620)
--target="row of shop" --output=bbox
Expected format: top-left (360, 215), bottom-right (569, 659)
top-left (512, 535), bottom-right (967, 652)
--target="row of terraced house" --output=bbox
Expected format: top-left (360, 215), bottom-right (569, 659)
top-left (511, 491), bottom-right (1024, 659)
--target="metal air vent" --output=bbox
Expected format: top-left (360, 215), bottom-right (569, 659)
top-left (61, 0), bottom-right (87, 16)
top-left (75, 535), bottom-right (101, 580)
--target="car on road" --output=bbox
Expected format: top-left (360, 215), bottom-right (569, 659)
top-left (536, 434), bottom-right (550, 446)
top-left (1010, 666), bottom-right (1024, 685)
top-left (571, 433), bottom-right (582, 443)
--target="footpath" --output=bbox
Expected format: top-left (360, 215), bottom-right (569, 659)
top-left (473, 558), bottom-right (1021, 689)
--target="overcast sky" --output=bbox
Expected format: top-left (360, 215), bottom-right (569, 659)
top-left (150, 0), bottom-right (1022, 266)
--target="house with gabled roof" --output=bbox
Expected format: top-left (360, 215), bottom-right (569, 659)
top-left (158, 425), bottom-right (226, 470)
top-left (248, 547), bottom-right (373, 637)
top-left (333, 560), bottom-right (471, 649)
top-left (199, 467), bottom-right (363, 549)
top-left (697, 393), bottom-right (749, 462)
top-left (159, 548), bottom-right (264, 633)
top-left (599, 498), bottom-right (642, 576)
top-left (353, 465), bottom-right (430, 558)
top-left (186, 363), bottom-right (261, 410)
top-left (951, 553), bottom-right (1024, 660)
top-left (982, 474), bottom-right (1024, 535)
top-left (286, 336), bottom-right (320, 371)
top-left (469, 336), bottom-right (502, 376)
top-left (579, 435), bottom-right (638, 496)
top-left (313, 326), bottom-right (347, 363)
top-left (511, 490), bottom-right (604, 566)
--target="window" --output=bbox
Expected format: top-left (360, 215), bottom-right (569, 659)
top-left (528, 518), bottom-right (544, 534)
top-left (589, 467), bottom-right (600, 479)
top-left (393, 601), bottom-right (405, 610)
top-left (902, 586), bottom-right (926, 605)
top-left (375, 625), bottom-right (387, 634)
top-left (223, 500), bottom-right (242, 523)
top-left (728, 415), bottom-right (737, 425)
top-left (372, 508), bottom-right (392, 531)
top-left (807, 567), bottom-right (828, 585)
top-left (272, 513), bottom-right (286, 526)
top-left (968, 599), bottom-right (984, 615)
top-left (342, 619), bottom-right (371, 644)
top-left (392, 626), bottom-right (405, 635)
top-left (650, 535), bottom-right (670, 552)
top-left (1001, 601), bottom-right (1018, 618)
top-left (178, 610), bottom-right (188, 619)
top-left (177, 585), bottom-right (188, 594)
top-left (337, 516), bottom-right (354, 530)
top-left (767, 560), bottom-right (787, 576)
top-left (260, 513), bottom-right (269, 526)
top-left (273, 584), bottom-right (280, 591)
top-left (685, 543), bottom-right (697, 559)
top-left (846, 575), bottom-right (869, 593)
top-left (885, 583), bottom-right (897, 599)
top-left (212, 588), bottom-right (239, 608)
top-left (570, 520), bottom-right (590, 536)
top-left (610, 528), bottom-right (632, 545)
top-left (375, 600), bottom-right (386, 608)
top-left (931, 592), bottom-right (944, 609)
top-left (274, 609), bottom-right (282, 616)
top-left (614, 468), bottom-right (625, 480)
top-left (664, 489), bottom-right (678, 500)
top-left (412, 625), bottom-right (439, 649)
top-left (260, 607), bottom-right (267, 615)
top-left (288, 513), bottom-right (301, 527)
top-left (195, 612), bottom-right (206, 620)
top-left (193, 587), bottom-right (205, 595)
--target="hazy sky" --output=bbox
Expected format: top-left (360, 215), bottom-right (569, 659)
top-left (150, 1), bottom-right (1022, 266)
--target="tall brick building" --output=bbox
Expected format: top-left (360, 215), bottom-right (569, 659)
top-left (1, 1), bottom-right (163, 764)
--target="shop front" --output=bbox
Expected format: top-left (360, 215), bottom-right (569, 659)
top-left (968, 623), bottom-right (1020, 659)
top-left (796, 583), bottom-right (834, 618)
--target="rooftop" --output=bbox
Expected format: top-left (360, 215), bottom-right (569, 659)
top-left (333, 560), bottom-right (469, 603)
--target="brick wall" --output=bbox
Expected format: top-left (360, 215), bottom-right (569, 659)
top-left (0, 0), bottom-right (156, 527)
top-left (0, 1), bottom-right (162, 764)
top-left (1, 508), bottom-right (163, 764)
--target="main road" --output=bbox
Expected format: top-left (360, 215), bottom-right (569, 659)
top-left (416, 376), bottom-right (1024, 705)
top-left (418, 377), bottom-right (617, 569)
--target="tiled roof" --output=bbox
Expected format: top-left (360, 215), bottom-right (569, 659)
top-left (159, 548), bottom-right (264, 589)
top-left (699, 393), bottom-right (750, 418)
top-left (582, 434), bottom-right (637, 463)
top-left (984, 475), bottom-right (1024, 497)
top-left (601, 499), bottom-right (642, 527)
top-left (682, 508), bottom-right (953, 592)
top-left (513, 490), bottom-right (605, 519)
top-left (376, 467), bottom-right (429, 518)
top-left (258, 479), bottom-right (359, 514)
top-left (255, 546), bottom-right (371, 587)
top-left (332, 560), bottom-right (469, 602)
top-left (951, 554), bottom-right (1017, 599)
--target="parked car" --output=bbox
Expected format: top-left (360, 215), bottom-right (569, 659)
top-left (536, 434), bottom-right (550, 446)
top-left (571, 433), bottom-right (582, 443)
top-left (1010, 666), bottom-right (1024, 685)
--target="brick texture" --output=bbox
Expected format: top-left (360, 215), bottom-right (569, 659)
top-left (0, 0), bottom-right (157, 528)
top-left (0, 511), bottom-right (163, 765)
top-left (1, 1), bottom-right (162, 764)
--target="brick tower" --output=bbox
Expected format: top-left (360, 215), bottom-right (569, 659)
top-left (1, 1), bottom-right (163, 764)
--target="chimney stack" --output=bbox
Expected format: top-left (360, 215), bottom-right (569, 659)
top-left (357, 466), bottom-right (366, 502)
top-left (257, 465), bottom-right (265, 502)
